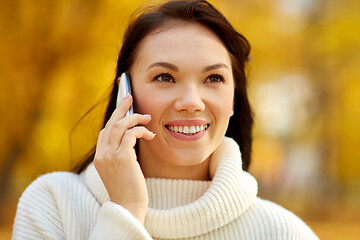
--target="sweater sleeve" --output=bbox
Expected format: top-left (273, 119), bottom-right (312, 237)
top-left (89, 201), bottom-right (152, 239)
top-left (249, 199), bottom-right (319, 240)
top-left (12, 176), bottom-right (66, 240)
top-left (12, 173), bottom-right (153, 240)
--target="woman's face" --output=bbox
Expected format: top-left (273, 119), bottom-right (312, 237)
top-left (130, 22), bottom-right (234, 170)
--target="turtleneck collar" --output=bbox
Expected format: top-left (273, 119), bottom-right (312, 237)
top-left (81, 137), bottom-right (258, 239)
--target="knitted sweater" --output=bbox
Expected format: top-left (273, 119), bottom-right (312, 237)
top-left (12, 137), bottom-right (318, 239)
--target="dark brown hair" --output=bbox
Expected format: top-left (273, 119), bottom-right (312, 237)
top-left (73, 0), bottom-right (253, 173)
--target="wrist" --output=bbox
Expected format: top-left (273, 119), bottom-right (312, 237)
top-left (121, 203), bottom-right (148, 224)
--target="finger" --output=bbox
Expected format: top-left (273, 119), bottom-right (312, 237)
top-left (107, 114), bottom-right (152, 149)
top-left (117, 126), bottom-right (155, 153)
top-left (97, 128), bottom-right (105, 145)
top-left (94, 128), bottom-right (106, 160)
top-left (105, 94), bottom-right (133, 129)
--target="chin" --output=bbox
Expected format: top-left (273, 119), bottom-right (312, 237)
top-left (166, 149), bottom-right (211, 167)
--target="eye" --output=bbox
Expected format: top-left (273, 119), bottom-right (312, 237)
top-left (205, 74), bottom-right (224, 83)
top-left (154, 73), bottom-right (175, 83)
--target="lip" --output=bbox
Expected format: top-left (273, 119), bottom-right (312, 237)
top-left (165, 119), bottom-right (209, 126)
top-left (165, 119), bottom-right (209, 141)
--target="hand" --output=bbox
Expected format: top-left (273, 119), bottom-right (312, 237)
top-left (93, 94), bottom-right (155, 224)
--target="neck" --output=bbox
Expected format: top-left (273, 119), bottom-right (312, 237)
top-left (137, 145), bottom-right (211, 181)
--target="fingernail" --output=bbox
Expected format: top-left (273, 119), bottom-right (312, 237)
top-left (123, 93), bottom-right (131, 100)
top-left (144, 114), bottom-right (151, 118)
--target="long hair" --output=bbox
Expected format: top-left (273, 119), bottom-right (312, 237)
top-left (73, 0), bottom-right (253, 173)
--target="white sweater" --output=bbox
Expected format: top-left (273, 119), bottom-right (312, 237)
top-left (12, 137), bottom-right (318, 239)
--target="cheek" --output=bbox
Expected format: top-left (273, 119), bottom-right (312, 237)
top-left (132, 80), bottom-right (149, 113)
top-left (133, 90), bottom-right (152, 114)
top-left (133, 87), bottom-right (167, 118)
top-left (209, 88), bottom-right (234, 114)
top-left (214, 98), bottom-right (233, 120)
top-left (210, 91), bottom-right (234, 133)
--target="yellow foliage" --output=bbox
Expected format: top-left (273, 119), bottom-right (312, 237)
top-left (1, 0), bottom-right (360, 235)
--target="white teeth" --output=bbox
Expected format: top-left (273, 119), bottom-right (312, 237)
top-left (183, 126), bottom-right (190, 134)
top-left (167, 124), bottom-right (209, 135)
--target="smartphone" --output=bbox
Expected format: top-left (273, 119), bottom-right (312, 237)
top-left (116, 72), bottom-right (133, 116)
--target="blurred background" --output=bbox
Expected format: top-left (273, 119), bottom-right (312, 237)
top-left (1, 0), bottom-right (360, 239)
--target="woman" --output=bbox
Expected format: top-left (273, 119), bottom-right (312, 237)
top-left (13, 0), bottom-right (318, 239)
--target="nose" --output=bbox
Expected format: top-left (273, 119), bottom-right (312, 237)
top-left (174, 83), bottom-right (205, 113)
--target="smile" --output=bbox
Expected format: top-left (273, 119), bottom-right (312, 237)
top-left (165, 124), bottom-right (210, 135)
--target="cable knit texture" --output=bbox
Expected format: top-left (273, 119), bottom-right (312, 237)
top-left (12, 137), bottom-right (319, 239)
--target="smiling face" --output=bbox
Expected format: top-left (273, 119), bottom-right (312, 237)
top-left (130, 22), bottom-right (234, 179)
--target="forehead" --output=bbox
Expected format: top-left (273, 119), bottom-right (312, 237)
top-left (132, 22), bottom-right (232, 68)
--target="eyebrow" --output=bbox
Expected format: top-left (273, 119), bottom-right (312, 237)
top-left (148, 62), bottom-right (178, 71)
top-left (148, 62), bottom-right (229, 72)
top-left (202, 63), bottom-right (229, 72)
